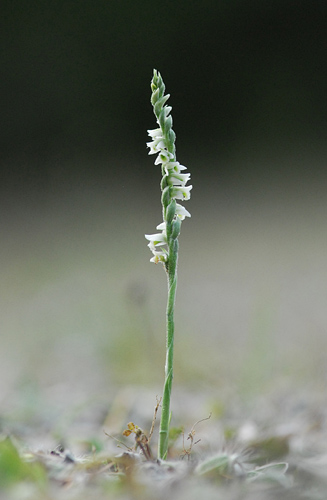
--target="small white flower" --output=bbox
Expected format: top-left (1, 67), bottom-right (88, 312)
top-left (145, 232), bottom-right (167, 246)
top-left (154, 150), bottom-right (174, 165)
top-left (150, 252), bottom-right (167, 264)
top-left (165, 161), bottom-right (187, 172)
top-left (175, 203), bottom-right (191, 219)
top-left (148, 128), bottom-right (163, 138)
top-left (146, 223), bottom-right (169, 262)
top-left (171, 185), bottom-right (193, 201)
top-left (167, 172), bottom-right (191, 186)
top-left (147, 139), bottom-right (166, 155)
top-left (148, 241), bottom-right (168, 263)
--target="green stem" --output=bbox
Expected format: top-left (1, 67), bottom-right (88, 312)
top-left (158, 239), bottom-right (178, 460)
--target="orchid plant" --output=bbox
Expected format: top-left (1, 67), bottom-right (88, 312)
top-left (145, 70), bottom-right (192, 460)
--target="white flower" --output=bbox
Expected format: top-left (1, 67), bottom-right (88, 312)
top-left (147, 139), bottom-right (166, 155)
top-left (167, 172), bottom-right (191, 186)
top-left (171, 185), bottom-right (193, 201)
top-left (149, 246), bottom-right (168, 264)
top-left (145, 232), bottom-right (167, 246)
top-left (175, 203), bottom-right (191, 219)
top-left (154, 149), bottom-right (174, 165)
top-left (167, 161), bottom-right (187, 172)
top-left (148, 128), bottom-right (163, 138)
top-left (147, 238), bottom-right (168, 263)
top-left (147, 129), bottom-right (166, 155)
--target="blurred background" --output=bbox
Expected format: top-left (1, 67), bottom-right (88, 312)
top-left (1, 0), bottom-right (327, 433)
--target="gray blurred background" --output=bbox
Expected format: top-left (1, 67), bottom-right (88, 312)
top-left (1, 0), bottom-right (327, 419)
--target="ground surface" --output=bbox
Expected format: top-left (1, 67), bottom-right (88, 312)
top-left (2, 385), bottom-right (327, 499)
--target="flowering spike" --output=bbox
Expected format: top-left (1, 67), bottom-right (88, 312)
top-left (145, 70), bottom-right (192, 265)
top-left (144, 70), bottom-right (192, 461)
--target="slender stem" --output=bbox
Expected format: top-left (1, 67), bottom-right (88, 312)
top-left (158, 240), bottom-right (178, 459)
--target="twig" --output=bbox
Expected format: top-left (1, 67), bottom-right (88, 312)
top-left (148, 396), bottom-right (162, 445)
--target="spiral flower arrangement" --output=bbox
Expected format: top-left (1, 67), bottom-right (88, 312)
top-left (145, 70), bottom-right (192, 266)
top-left (145, 70), bottom-right (192, 459)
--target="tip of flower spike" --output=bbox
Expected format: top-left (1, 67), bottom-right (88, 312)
top-left (151, 70), bottom-right (164, 96)
top-left (152, 69), bottom-right (161, 82)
